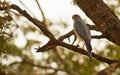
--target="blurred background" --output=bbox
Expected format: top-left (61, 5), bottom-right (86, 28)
top-left (0, 0), bottom-right (120, 75)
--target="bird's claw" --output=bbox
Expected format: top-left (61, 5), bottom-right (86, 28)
top-left (75, 45), bottom-right (80, 48)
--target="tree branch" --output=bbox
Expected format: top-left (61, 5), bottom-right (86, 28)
top-left (57, 40), bottom-right (117, 64)
top-left (8, 60), bottom-right (63, 71)
top-left (58, 30), bottom-right (74, 41)
top-left (35, 0), bottom-right (46, 23)
top-left (97, 62), bottom-right (120, 75)
top-left (74, 0), bottom-right (120, 46)
top-left (18, 0), bottom-right (36, 18)
top-left (10, 4), bottom-right (54, 40)
top-left (87, 24), bottom-right (100, 31)
top-left (92, 35), bottom-right (105, 39)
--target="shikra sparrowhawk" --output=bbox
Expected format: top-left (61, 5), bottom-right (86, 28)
top-left (72, 14), bottom-right (93, 61)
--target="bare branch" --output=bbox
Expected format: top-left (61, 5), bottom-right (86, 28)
top-left (10, 4), bottom-right (54, 39)
top-left (87, 24), bottom-right (100, 31)
top-left (92, 35), bottom-right (105, 39)
top-left (23, 60), bottom-right (63, 71)
top-left (18, 0), bottom-right (36, 18)
top-left (36, 40), bottom-right (57, 52)
top-left (35, 0), bottom-right (45, 23)
top-left (57, 40), bottom-right (117, 64)
top-left (8, 60), bottom-right (64, 71)
top-left (58, 30), bottom-right (74, 41)
top-left (97, 62), bottom-right (120, 75)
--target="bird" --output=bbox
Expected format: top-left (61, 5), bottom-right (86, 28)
top-left (72, 14), bottom-right (93, 61)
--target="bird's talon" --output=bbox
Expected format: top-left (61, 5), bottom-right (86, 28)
top-left (75, 45), bottom-right (79, 48)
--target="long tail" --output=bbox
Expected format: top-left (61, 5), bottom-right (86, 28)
top-left (85, 40), bottom-right (93, 62)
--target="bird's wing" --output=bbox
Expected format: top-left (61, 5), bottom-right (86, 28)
top-left (74, 21), bottom-right (91, 41)
top-left (74, 21), bottom-right (93, 61)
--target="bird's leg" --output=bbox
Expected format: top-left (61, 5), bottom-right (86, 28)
top-left (77, 40), bottom-right (80, 46)
top-left (72, 34), bottom-right (77, 45)
top-left (81, 42), bottom-right (85, 49)
top-left (76, 39), bottom-right (81, 48)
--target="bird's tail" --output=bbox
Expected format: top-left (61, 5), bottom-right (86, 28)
top-left (85, 40), bottom-right (93, 62)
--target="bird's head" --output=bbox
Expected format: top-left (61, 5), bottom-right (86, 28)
top-left (72, 14), bottom-right (82, 22)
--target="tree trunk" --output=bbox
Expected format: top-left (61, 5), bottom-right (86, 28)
top-left (75, 0), bottom-right (120, 46)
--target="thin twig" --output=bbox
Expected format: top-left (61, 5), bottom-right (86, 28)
top-left (97, 62), bottom-right (120, 75)
top-left (35, 0), bottom-right (45, 23)
top-left (18, 0), bottom-right (36, 18)
top-left (10, 4), bottom-right (54, 39)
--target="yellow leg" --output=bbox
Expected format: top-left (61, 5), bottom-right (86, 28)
top-left (77, 40), bottom-right (80, 46)
top-left (81, 42), bottom-right (85, 49)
